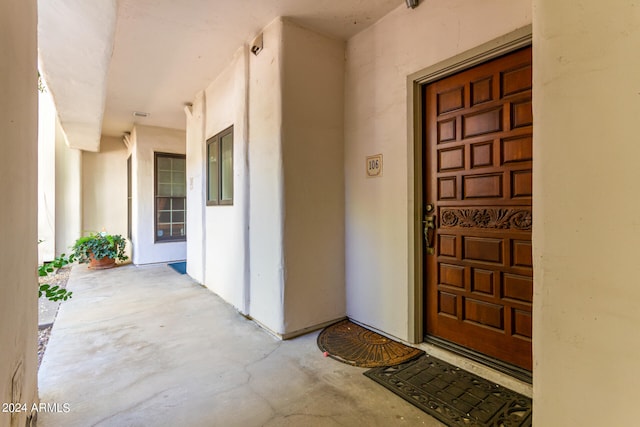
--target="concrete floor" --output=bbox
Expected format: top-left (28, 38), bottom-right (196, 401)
top-left (38, 264), bottom-right (444, 427)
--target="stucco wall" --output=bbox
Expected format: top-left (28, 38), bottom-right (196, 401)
top-left (248, 18), bottom-right (286, 333)
top-left (130, 125), bottom-right (186, 264)
top-left (280, 20), bottom-right (346, 334)
top-left (244, 18), bottom-right (347, 336)
top-left (344, 0), bottom-right (531, 341)
top-left (82, 136), bottom-right (128, 239)
top-left (55, 118), bottom-right (82, 256)
top-left (533, 1), bottom-right (640, 424)
top-left (186, 92), bottom-right (206, 283)
top-left (0, 1), bottom-right (39, 425)
top-left (40, 91), bottom-right (83, 260)
top-left (201, 48), bottom-right (250, 312)
top-left (38, 89), bottom-right (57, 263)
top-left (187, 18), bottom-right (346, 335)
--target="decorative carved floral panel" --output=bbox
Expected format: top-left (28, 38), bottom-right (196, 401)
top-left (440, 208), bottom-right (532, 231)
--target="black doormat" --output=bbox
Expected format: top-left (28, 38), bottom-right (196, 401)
top-left (364, 354), bottom-right (532, 426)
top-left (317, 319), bottom-right (424, 368)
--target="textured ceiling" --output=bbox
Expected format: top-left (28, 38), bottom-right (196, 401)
top-left (39, 0), bottom-right (404, 151)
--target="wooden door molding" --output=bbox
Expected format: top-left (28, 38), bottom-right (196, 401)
top-left (407, 25), bottom-right (532, 350)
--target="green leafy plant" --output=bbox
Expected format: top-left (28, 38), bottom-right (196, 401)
top-left (72, 232), bottom-right (128, 264)
top-left (39, 283), bottom-right (73, 302)
top-left (38, 252), bottom-right (74, 301)
top-left (39, 253), bottom-right (75, 277)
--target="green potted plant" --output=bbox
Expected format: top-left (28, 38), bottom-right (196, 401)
top-left (72, 232), bottom-right (128, 269)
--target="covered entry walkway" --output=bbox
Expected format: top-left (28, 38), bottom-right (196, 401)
top-left (38, 264), bottom-right (441, 426)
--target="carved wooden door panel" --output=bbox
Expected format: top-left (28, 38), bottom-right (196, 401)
top-left (424, 47), bottom-right (533, 371)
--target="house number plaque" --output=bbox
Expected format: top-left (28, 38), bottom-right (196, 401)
top-left (366, 154), bottom-right (383, 177)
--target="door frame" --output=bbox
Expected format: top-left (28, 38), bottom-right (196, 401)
top-left (407, 26), bottom-right (533, 352)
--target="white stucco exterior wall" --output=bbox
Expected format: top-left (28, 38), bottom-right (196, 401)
top-left (533, 1), bottom-right (640, 424)
top-left (185, 91), bottom-right (206, 284)
top-left (190, 19), bottom-right (345, 335)
top-left (38, 88), bottom-right (57, 263)
top-left (280, 20), bottom-right (346, 334)
top-left (130, 125), bottom-right (186, 264)
top-left (344, 0), bottom-right (531, 341)
top-left (0, 1), bottom-right (39, 425)
top-left (39, 91), bottom-right (83, 260)
top-left (82, 136), bottom-right (128, 240)
top-left (201, 48), bottom-right (250, 312)
top-left (55, 118), bottom-right (82, 256)
top-left (248, 18), bottom-right (286, 333)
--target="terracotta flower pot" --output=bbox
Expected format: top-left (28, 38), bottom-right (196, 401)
top-left (88, 253), bottom-right (116, 270)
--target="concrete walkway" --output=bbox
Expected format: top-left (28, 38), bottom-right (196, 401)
top-left (38, 264), bottom-right (443, 427)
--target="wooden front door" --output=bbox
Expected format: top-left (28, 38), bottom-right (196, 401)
top-left (424, 47), bottom-right (533, 371)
